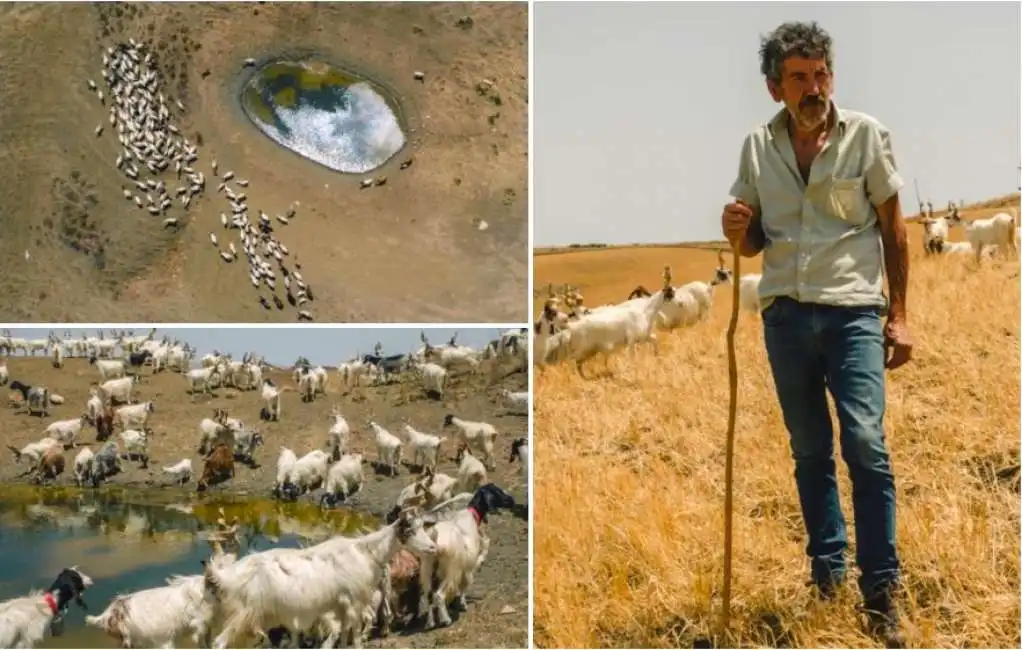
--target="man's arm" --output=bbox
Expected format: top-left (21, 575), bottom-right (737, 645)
top-left (728, 135), bottom-right (767, 258)
top-left (865, 126), bottom-right (908, 321)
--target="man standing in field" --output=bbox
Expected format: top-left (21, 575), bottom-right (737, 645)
top-left (721, 21), bottom-right (912, 647)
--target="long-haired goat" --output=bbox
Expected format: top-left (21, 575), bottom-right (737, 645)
top-left (0, 567), bottom-right (93, 649)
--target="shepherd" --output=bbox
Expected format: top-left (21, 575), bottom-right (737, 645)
top-left (720, 20), bottom-right (912, 648)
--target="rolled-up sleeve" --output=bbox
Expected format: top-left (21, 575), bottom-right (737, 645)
top-left (864, 126), bottom-right (905, 207)
top-left (728, 134), bottom-right (760, 209)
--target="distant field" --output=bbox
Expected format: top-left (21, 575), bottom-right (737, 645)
top-left (532, 193), bottom-right (1021, 648)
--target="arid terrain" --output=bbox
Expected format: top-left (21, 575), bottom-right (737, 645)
top-left (0, 354), bottom-right (529, 649)
top-left (0, 2), bottom-right (528, 323)
top-left (532, 194), bottom-right (1020, 647)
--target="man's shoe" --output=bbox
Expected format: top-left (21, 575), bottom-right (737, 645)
top-left (862, 587), bottom-right (906, 649)
top-left (806, 575), bottom-right (844, 601)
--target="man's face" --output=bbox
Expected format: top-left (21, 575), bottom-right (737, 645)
top-left (768, 55), bottom-right (833, 133)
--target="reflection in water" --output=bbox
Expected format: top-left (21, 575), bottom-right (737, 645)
top-left (0, 485), bottom-right (377, 649)
top-left (242, 60), bottom-right (405, 174)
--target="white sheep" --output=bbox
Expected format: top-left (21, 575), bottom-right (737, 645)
top-left (369, 421), bottom-right (403, 476)
top-left (401, 423), bottom-right (445, 470)
top-left (0, 567), bottom-right (94, 649)
top-left (200, 508), bottom-right (437, 649)
top-left (442, 415), bottom-right (498, 470)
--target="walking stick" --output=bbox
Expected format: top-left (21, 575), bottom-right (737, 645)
top-left (719, 240), bottom-right (742, 641)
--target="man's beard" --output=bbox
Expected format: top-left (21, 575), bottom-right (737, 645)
top-left (789, 95), bottom-right (830, 132)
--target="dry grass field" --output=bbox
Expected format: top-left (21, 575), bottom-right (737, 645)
top-left (533, 194), bottom-right (1020, 648)
top-left (0, 2), bottom-right (527, 323)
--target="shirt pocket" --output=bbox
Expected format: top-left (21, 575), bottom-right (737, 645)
top-left (826, 175), bottom-right (868, 226)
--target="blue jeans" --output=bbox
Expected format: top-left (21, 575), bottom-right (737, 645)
top-left (762, 297), bottom-right (900, 599)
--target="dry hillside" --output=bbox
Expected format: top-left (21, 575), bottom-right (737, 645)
top-left (0, 2), bottom-right (527, 323)
top-left (0, 355), bottom-right (529, 649)
top-left (532, 194), bottom-right (1020, 647)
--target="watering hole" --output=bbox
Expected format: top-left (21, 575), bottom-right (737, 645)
top-left (0, 485), bottom-right (377, 648)
top-left (241, 59), bottom-right (406, 175)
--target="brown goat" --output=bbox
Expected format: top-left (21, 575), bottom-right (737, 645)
top-left (197, 443), bottom-right (234, 492)
top-left (375, 549), bottom-right (425, 634)
top-left (33, 446), bottom-right (65, 483)
top-left (95, 404), bottom-right (116, 442)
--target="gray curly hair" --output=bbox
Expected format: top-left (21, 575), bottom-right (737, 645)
top-left (759, 21), bottom-right (834, 84)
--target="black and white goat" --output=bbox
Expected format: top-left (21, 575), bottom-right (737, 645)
top-left (0, 566), bottom-right (93, 648)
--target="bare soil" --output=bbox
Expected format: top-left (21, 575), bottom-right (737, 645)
top-left (0, 356), bottom-right (529, 649)
top-left (0, 2), bottom-right (528, 323)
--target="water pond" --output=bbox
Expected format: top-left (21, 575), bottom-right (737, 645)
top-left (241, 59), bottom-right (406, 175)
top-left (0, 484), bottom-right (377, 648)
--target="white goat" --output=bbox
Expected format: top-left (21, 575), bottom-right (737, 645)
top-left (186, 365), bottom-right (222, 395)
top-left (163, 458), bottom-right (193, 485)
top-left (281, 449), bottom-right (331, 499)
top-left (456, 450), bottom-right (488, 494)
top-left (320, 453), bottom-right (366, 507)
top-left (43, 415), bottom-right (89, 448)
top-left (738, 273), bottom-right (762, 314)
top-left (948, 205), bottom-right (1019, 261)
top-left (200, 508), bottom-right (437, 649)
top-left (273, 447), bottom-right (298, 498)
top-left (368, 421), bottom-right (403, 476)
top-left (73, 448), bottom-right (95, 487)
top-left (328, 407), bottom-right (351, 460)
top-left (116, 401), bottom-right (155, 430)
top-left (656, 259), bottom-right (732, 330)
top-left (85, 574), bottom-right (211, 648)
top-left (261, 379), bottom-right (283, 421)
top-left (415, 361), bottom-right (448, 398)
top-left (401, 423), bottom-right (445, 470)
top-left (0, 567), bottom-right (93, 649)
top-left (442, 415), bottom-right (498, 470)
top-left (119, 428), bottom-right (152, 467)
top-left (98, 376), bottom-right (137, 406)
top-left (502, 389), bottom-right (528, 415)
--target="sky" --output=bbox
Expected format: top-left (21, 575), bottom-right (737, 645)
top-left (4, 327), bottom-right (511, 368)
top-left (533, 1), bottom-right (1021, 246)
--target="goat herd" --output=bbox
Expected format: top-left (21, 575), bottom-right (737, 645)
top-left (0, 328), bottom-right (530, 649)
top-left (90, 38), bottom-right (318, 320)
top-left (534, 202), bottom-right (1020, 377)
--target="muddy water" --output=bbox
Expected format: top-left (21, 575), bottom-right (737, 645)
top-left (241, 59), bottom-right (406, 175)
top-left (0, 485), bottom-right (377, 648)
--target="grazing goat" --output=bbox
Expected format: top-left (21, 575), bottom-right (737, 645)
top-left (947, 204), bottom-right (1019, 262)
top-left (116, 401), bottom-right (155, 430)
top-left (119, 428), bottom-right (153, 468)
top-left (90, 355), bottom-right (126, 380)
top-left (43, 415), bottom-right (89, 448)
top-left (200, 508), bottom-right (438, 649)
top-left (280, 449), bottom-right (331, 500)
top-left (7, 438), bottom-right (61, 471)
top-left (443, 415), bottom-right (498, 470)
top-left (402, 423), bottom-right (445, 470)
top-left (73, 448), bottom-right (95, 487)
top-left (90, 441), bottom-right (122, 486)
top-left (197, 443), bottom-right (234, 492)
top-left (320, 453), bottom-right (365, 508)
top-left (457, 449), bottom-right (489, 494)
top-left (510, 437), bottom-right (529, 490)
top-left (369, 421), bottom-right (403, 476)
top-left (272, 447), bottom-right (298, 499)
top-left (655, 254), bottom-right (732, 330)
top-left (738, 273), bottom-right (762, 314)
top-left (33, 446), bottom-right (65, 483)
top-left (328, 406), bottom-right (351, 461)
top-left (417, 485), bottom-right (516, 629)
top-left (85, 574), bottom-right (212, 648)
top-left (0, 567), bottom-right (93, 649)
top-left (163, 458), bottom-right (193, 485)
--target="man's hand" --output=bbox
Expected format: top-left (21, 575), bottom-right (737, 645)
top-left (721, 200), bottom-right (754, 249)
top-left (883, 318), bottom-right (913, 370)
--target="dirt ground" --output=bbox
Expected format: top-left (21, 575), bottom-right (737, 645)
top-left (0, 2), bottom-right (528, 323)
top-left (0, 356), bottom-right (530, 649)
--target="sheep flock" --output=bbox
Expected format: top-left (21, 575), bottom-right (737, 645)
top-left (0, 327), bottom-right (530, 649)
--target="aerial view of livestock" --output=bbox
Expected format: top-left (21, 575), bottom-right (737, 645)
top-left (531, 3), bottom-right (1019, 649)
top-left (0, 327), bottom-right (529, 648)
top-left (0, 2), bottom-right (528, 323)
